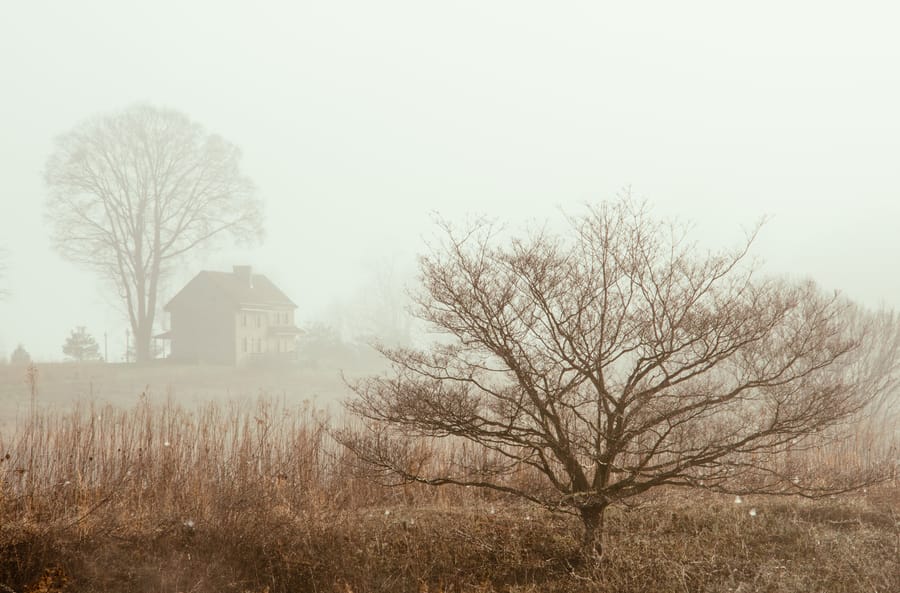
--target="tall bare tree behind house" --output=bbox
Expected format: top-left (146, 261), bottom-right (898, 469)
top-left (340, 197), bottom-right (899, 559)
top-left (45, 105), bottom-right (263, 362)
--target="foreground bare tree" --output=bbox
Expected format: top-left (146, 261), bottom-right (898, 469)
top-left (340, 198), bottom-right (898, 559)
top-left (45, 105), bottom-right (263, 362)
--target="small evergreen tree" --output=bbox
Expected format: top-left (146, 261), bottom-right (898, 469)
top-left (62, 327), bottom-right (103, 361)
top-left (10, 344), bottom-right (31, 365)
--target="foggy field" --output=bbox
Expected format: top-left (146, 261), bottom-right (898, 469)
top-left (1, 394), bottom-right (897, 593)
top-left (4, 1), bottom-right (900, 591)
top-left (0, 361), bottom-right (374, 433)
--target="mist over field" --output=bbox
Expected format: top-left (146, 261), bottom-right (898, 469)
top-left (1, 2), bottom-right (899, 592)
top-left (2, 1), bottom-right (900, 364)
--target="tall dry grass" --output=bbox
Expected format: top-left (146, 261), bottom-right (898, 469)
top-left (1, 393), bottom-right (395, 528)
top-left (0, 390), bottom-right (898, 593)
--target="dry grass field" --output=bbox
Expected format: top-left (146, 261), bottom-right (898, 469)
top-left (0, 361), bottom-right (373, 432)
top-left (0, 363), bottom-right (898, 592)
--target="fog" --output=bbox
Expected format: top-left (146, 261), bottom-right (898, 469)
top-left (2, 0), bottom-right (900, 361)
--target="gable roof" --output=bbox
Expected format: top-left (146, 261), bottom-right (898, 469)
top-left (164, 267), bottom-right (296, 311)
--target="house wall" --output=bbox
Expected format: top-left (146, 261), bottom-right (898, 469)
top-left (169, 302), bottom-right (235, 365)
top-left (235, 308), bottom-right (298, 364)
top-left (236, 309), bottom-right (266, 364)
top-left (269, 309), bottom-right (297, 355)
top-left (167, 274), bottom-right (238, 364)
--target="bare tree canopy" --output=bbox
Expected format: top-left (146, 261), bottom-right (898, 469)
top-left (341, 197), bottom-right (899, 558)
top-left (45, 105), bottom-right (263, 362)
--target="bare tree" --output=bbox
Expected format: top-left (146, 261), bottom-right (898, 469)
top-left (45, 105), bottom-right (263, 362)
top-left (346, 256), bottom-right (415, 347)
top-left (340, 197), bottom-right (897, 559)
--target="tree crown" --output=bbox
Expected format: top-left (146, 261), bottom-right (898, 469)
top-left (44, 104), bottom-right (264, 362)
top-left (62, 326), bottom-right (103, 362)
top-left (342, 198), bottom-right (896, 520)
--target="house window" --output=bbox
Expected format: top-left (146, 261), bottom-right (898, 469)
top-left (242, 313), bottom-right (247, 327)
top-left (242, 337), bottom-right (247, 353)
top-left (256, 338), bottom-right (262, 353)
top-left (257, 314), bottom-right (262, 328)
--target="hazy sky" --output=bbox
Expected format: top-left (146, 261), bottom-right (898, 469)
top-left (2, 1), bottom-right (900, 361)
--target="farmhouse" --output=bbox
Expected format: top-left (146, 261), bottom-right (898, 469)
top-left (158, 265), bottom-right (302, 365)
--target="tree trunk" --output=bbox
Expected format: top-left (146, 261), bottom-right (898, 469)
top-left (135, 321), bottom-right (153, 363)
top-left (579, 504), bottom-right (607, 561)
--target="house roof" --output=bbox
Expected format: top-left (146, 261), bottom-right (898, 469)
top-left (164, 267), bottom-right (297, 311)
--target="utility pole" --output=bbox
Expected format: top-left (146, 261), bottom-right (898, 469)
top-left (104, 332), bottom-right (108, 362)
top-left (125, 329), bottom-right (130, 363)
